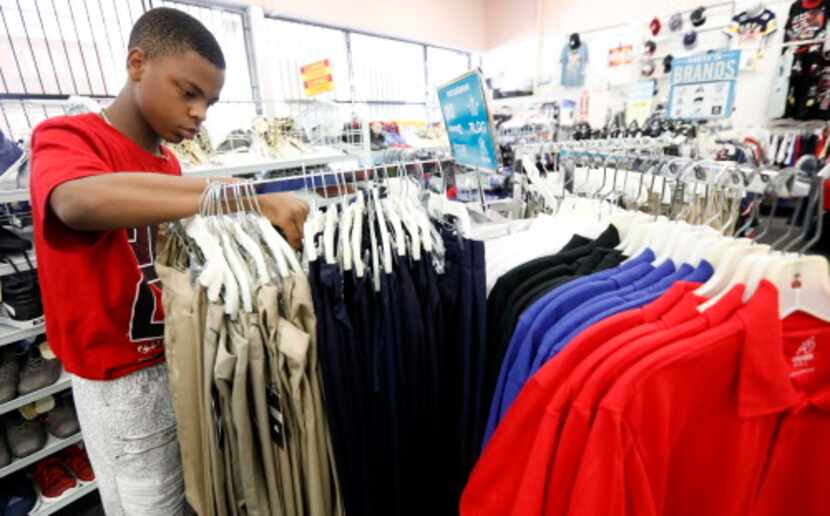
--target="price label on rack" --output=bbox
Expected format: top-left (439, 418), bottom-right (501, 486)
top-left (437, 70), bottom-right (499, 171)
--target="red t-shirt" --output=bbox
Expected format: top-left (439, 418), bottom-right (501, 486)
top-left (30, 113), bottom-right (181, 380)
top-left (567, 281), bottom-right (830, 516)
top-left (460, 281), bottom-right (701, 516)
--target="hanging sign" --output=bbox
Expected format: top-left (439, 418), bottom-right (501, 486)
top-left (667, 49), bottom-right (741, 120)
top-left (437, 70), bottom-right (499, 171)
top-left (301, 59), bottom-right (335, 96)
top-left (608, 44), bottom-right (634, 67)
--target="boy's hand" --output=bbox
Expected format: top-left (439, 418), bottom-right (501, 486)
top-left (258, 193), bottom-right (310, 249)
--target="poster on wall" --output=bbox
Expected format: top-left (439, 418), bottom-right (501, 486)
top-left (437, 71), bottom-right (499, 171)
top-left (608, 44), bottom-right (634, 67)
top-left (626, 80), bottom-right (655, 126)
top-left (667, 50), bottom-right (741, 120)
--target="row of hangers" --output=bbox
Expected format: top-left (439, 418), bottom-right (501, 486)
top-left (519, 141), bottom-right (830, 321)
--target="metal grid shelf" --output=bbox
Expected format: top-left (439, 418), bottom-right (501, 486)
top-left (0, 322), bottom-right (47, 347)
top-left (31, 482), bottom-right (99, 516)
top-left (0, 432), bottom-right (83, 479)
top-left (183, 152), bottom-right (356, 178)
top-left (0, 370), bottom-right (70, 416)
top-left (0, 251), bottom-right (37, 277)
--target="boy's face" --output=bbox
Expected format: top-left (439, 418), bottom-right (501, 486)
top-left (128, 48), bottom-right (225, 143)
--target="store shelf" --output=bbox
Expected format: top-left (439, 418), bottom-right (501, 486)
top-left (0, 370), bottom-right (70, 416)
top-left (184, 152), bottom-right (355, 178)
top-left (0, 432), bottom-right (83, 479)
top-left (0, 250), bottom-right (37, 276)
top-left (0, 321), bottom-right (46, 347)
top-left (31, 481), bottom-right (98, 515)
top-left (0, 189), bottom-right (30, 204)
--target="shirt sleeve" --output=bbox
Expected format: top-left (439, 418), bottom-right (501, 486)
top-left (566, 409), bottom-right (657, 516)
top-left (561, 45), bottom-right (568, 64)
top-left (30, 121), bottom-right (111, 217)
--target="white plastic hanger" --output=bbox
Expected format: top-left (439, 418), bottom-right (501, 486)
top-left (694, 238), bottom-right (757, 298)
top-left (373, 187), bottom-right (393, 273)
top-left (697, 248), bottom-right (774, 311)
top-left (765, 255), bottom-right (830, 321)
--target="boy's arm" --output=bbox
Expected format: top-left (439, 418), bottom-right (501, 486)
top-left (50, 173), bottom-right (308, 248)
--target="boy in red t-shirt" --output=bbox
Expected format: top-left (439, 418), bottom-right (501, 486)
top-left (29, 8), bottom-right (308, 514)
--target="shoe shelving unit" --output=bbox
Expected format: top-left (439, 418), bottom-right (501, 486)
top-left (30, 481), bottom-right (99, 516)
top-left (0, 369), bottom-right (70, 416)
top-left (0, 431), bottom-right (83, 478)
top-left (0, 321), bottom-right (46, 347)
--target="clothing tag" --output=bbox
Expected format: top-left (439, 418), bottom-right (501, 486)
top-left (267, 383), bottom-right (286, 448)
top-left (211, 386), bottom-right (224, 449)
top-left (791, 336), bottom-right (817, 378)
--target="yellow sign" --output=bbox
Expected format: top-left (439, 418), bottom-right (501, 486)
top-left (301, 59), bottom-right (335, 96)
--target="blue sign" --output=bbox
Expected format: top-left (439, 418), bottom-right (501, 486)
top-left (437, 71), bottom-right (499, 171)
top-left (667, 49), bottom-right (741, 120)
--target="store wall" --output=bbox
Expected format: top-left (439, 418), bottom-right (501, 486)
top-left (238, 0), bottom-right (487, 51)
top-left (497, 0), bottom-right (794, 130)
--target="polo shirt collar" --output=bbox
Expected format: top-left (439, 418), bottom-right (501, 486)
top-left (736, 281), bottom-right (803, 418)
top-left (642, 281), bottom-right (702, 323)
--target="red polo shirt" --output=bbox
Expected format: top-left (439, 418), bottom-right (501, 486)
top-left (460, 281), bottom-right (701, 516)
top-left (567, 280), bottom-right (830, 516)
top-left (539, 285), bottom-right (744, 516)
top-left (31, 113), bottom-right (181, 380)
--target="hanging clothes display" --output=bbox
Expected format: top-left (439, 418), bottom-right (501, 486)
top-left (155, 181), bottom-right (342, 516)
top-left (304, 164), bottom-right (488, 516)
top-left (461, 142), bottom-right (830, 516)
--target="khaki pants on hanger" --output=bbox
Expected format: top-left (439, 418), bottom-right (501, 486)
top-left (157, 239), bottom-right (211, 516)
top-left (279, 273), bottom-right (341, 516)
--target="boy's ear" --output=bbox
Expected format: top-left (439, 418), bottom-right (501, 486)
top-left (126, 48), bottom-right (148, 82)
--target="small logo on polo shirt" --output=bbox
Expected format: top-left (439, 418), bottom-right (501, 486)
top-left (791, 336), bottom-right (816, 377)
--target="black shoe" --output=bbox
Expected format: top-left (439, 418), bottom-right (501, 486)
top-left (1, 269), bottom-right (42, 322)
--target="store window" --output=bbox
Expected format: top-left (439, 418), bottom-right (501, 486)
top-left (262, 18), bottom-right (351, 104)
top-left (350, 33), bottom-right (426, 105)
top-left (155, 1), bottom-right (254, 103)
top-left (426, 46), bottom-right (472, 117)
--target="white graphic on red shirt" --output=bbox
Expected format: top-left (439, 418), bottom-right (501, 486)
top-left (127, 227), bottom-right (165, 352)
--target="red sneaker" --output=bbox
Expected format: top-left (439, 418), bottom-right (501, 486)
top-left (58, 445), bottom-right (95, 484)
top-left (32, 456), bottom-right (77, 501)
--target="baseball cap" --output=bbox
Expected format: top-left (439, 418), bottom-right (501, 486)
top-left (650, 17), bottom-right (662, 36)
top-left (569, 32), bottom-right (581, 49)
top-left (644, 40), bottom-right (657, 56)
top-left (669, 13), bottom-right (683, 32)
top-left (683, 30), bottom-right (698, 49)
top-left (663, 54), bottom-right (674, 73)
top-left (691, 6), bottom-right (706, 27)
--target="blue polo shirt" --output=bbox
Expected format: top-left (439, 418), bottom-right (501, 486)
top-left (552, 260), bottom-right (716, 351)
top-left (487, 255), bottom-right (660, 435)
top-left (481, 248), bottom-right (656, 446)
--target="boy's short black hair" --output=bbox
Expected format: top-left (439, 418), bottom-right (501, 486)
top-left (128, 7), bottom-right (225, 69)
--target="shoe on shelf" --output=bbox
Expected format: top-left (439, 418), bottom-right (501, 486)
top-left (42, 395), bottom-right (79, 439)
top-left (32, 456), bottom-right (77, 502)
top-left (57, 445), bottom-right (95, 484)
top-left (0, 472), bottom-right (39, 516)
top-left (2, 411), bottom-right (46, 458)
top-left (0, 425), bottom-right (9, 467)
top-left (1, 270), bottom-right (43, 322)
top-left (0, 226), bottom-right (31, 255)
top-left (17, 343), bottom-right (60, 395)
top-left (0, 348), bottom-right (20, 403)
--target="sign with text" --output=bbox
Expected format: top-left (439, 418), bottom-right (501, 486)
top-left (301, 59), bottom-right (334, 96)
top-left (437, 71), bottom-right (499, 171)
top-left (668, 49), bottom-right (741, 120)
